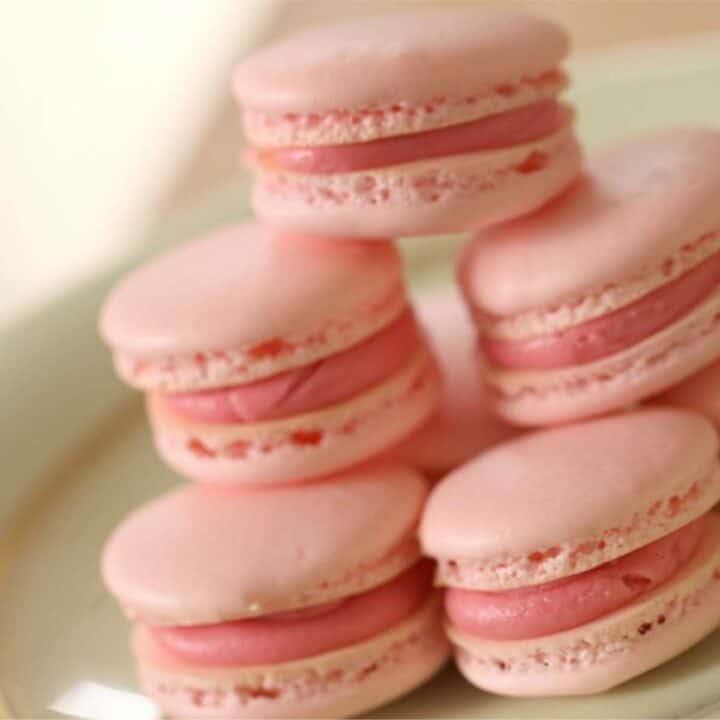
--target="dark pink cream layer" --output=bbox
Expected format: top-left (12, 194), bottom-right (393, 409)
top-left (446, 517), bottom-right (705, 641)
top-left (248, 100), bottom-right (564, 175)
top-left (151, 561), bottom-right (433, 666)
top-left (482, 250), bottom-right (720, 370)
top-left (163, 311), bottom-right (419, 423)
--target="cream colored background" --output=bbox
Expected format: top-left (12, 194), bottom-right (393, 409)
top-left (2, 0), bottom-right (720, 329)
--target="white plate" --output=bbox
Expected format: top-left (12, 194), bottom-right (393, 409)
top-left (3, 37), bottom-right (720, 719)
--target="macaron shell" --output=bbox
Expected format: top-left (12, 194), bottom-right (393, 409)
top-left (102, 465), bottom-right (428, 626)
top-left (251, 125), bottom-right (580, 238)
top-left (244, 71), bottom-right (567, 148)
top-left (657, 359), bottom-right (720, 429)
top-left (448, 514), bottom-right (720, 696)
top-left (489, 286), bottom-right (720, 425)
top-left (133, 594), bottom-right (450, 719)
top-left (421, 408), bottom-right (720, 589)
top-left (467, 229), bottom-right (720, 345)
top-left (100, 223), bottom-right (406, 390)
top-left (233, 7), bottom-right (568, 118)
top-left (462, 127), bottom-right (720, 319)
top-left (149, 349), bottom-right (440, 484)
top-left (391, 285), bottom-right (518, 476)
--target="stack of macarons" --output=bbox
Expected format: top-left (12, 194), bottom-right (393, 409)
top-left (98, 5), bottom-right (720, 717)
top-left (424, 125), bottom-right (720, 695)
top-left (99, 226), bottom-right (452, 717)
top-left (427, 86), bottom-right (720, 701)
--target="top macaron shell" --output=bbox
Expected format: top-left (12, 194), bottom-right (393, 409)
top-left (461, 127), bottom-right (720, 319)
top-left (234, 7), bottom-right (569, 144)
top-left (102, 464), bottom-right (428, 626)
top-left (100, 223), bottom-right (406, 391)
top-left (421, 408), bottom-right (720, 590)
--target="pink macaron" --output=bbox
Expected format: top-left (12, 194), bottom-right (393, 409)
top-left (657, 360), bottom-right (720, 431)
top-left (102, 464), bottom-right (449, 719)
top-left (391, 284), bottom-right (518, 478)
top-left (460, 127), bottom-right (720, 426)
top-left (421, 408), bottom-right (720, 696)
top-left (100, 223), bottom-right (440, 484)
top-left (233, 7), bottom-right (581, 238)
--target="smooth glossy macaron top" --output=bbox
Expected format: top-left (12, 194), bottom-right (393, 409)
top-left (103, 464), bottom-right (428, 626)
top-left (234, 7), bottom-right (568, 145)
top-left (100, 223), bottom-right (405, 390)
top-left (421, 408), bottom-right (719, 589)
top-left (461, 127), bottom-right (720, 320)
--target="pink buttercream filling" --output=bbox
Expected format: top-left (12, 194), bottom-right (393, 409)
top-left (162, 311), bottom-right (419, 423)
top-left (247, 100), bottom-right (563, 175)
top-left (150, 561), bottom-right (433, 667)
top-left (445, 517), bottom-right (706, 641)
top-left (482, 249), bottom-right (720, 370)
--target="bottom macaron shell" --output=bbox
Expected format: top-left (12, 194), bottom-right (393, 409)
top-left (133, 594), bottom-right (450, 719)
top-left (149, 349), bottom-right (440, 483)
top-left (447, 514), bottom-right (720, 697)
top-left (252, 125), bottom-right (580, 238)
top-left (489, 286), bottom-right (720, 425)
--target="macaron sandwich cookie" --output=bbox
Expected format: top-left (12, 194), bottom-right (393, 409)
top-left (392, 284), bottom-right (518, 478)
top-left (100, 223), bottom-right (439, 483)
top-left (97, 3), bottom-right (720, 713)
top-left (233, 7), bottom-right (581, 238)
top-left (103, 465), bottom-right (449, 718)
top-left (421, 408), bottom-right (720, 696)
top-left (461, 128), bottom-right (720, 426)
top-left (659, 359), bottom-right (720, 430)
